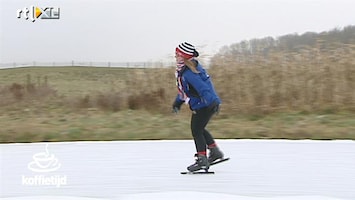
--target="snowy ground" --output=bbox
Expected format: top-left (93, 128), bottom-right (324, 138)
top-left (1, 139), bottom-right (354, 200)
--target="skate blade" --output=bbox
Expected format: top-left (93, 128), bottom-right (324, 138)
top-left (180, 171), bottom-right (214, 175)
top-left (210, 157), bottom-right (230, 166)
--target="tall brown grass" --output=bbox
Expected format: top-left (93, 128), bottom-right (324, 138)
top-left (1, 43), bottom-right (354, 117)
top-left (209, 44), bottom-right (355, 115)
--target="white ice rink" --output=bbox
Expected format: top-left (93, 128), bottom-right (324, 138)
top-left (1, 140), bottom-right (354, 200)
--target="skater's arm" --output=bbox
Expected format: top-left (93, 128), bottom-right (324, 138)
top-left (172, 95), bottom-right (185, 113)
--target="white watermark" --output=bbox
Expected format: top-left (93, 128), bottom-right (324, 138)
top-left (22, 175), bottom-right (67, 187)
top-left (22, 144), bottom-right (67, 187)
top-left (17, 5), bottom-right (60, 22)
top-left (27, 143), bottom-right (61, 172)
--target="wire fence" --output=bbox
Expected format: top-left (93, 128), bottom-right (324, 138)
top-left (0, 61), bottom-right (176, 69)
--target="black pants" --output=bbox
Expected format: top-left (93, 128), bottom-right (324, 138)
top-left (190, 103), bottom-right (218, 153)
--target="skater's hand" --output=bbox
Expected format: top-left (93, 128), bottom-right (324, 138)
top-left (172, 100), bottom-right (183, 114)
top-left (209, 103), bottom-right (220, 115)
top-left (172, 106), bottom-right (180, 114)
top-left (214, 104), bottom-right (220, 115)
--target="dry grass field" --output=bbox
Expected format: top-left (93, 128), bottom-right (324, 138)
top-left (210, 44), bottom-right (355, 114)
top-left (1, 44), bottom-right (355, 143)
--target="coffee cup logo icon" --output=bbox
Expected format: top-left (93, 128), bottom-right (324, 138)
top-left (28, 144), bottom-right (61, 172)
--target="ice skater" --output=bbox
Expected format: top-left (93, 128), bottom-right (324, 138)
top-left (172, 42), bottom-right (224, 172)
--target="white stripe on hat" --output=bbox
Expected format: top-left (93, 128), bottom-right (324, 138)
top-left (178, 42), bottom-right (195, 55)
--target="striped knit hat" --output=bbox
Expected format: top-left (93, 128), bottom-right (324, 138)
top-left (176, 42), bottom-right (199, 59)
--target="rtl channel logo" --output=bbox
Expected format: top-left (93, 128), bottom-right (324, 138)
top-left (17, 5), bottom-right (60, 22)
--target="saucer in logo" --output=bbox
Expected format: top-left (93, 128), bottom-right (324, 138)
top-left (28, 144), bottom-right (61, 173)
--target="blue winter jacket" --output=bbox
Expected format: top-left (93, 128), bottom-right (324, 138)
top-left (175, 61), bottom-right (221, 111)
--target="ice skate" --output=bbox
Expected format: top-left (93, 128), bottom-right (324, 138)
top-left (187, 154), bottom-right (210, 172)
top-left (208, 146), bottom-right (224, 163)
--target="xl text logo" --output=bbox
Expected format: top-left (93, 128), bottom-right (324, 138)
top-left (17, 6), bottom-right (60, 22)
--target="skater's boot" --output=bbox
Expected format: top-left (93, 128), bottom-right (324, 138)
top-left (208, 146), bottom-right (224, 163)
top-left (187, 154), bottom-right (210, 172)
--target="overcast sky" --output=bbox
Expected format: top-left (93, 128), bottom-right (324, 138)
top-left (0, 0), bottom-right (354, 63)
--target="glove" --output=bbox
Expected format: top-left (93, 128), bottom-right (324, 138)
top-left (208, 101), bottom-right (220, 115)
top-left (214, 104), bottom-right (220, 115)
top-left (172, 100), bottom-right (184, 113)
top-left (172, 106), bottom-right (180, 114)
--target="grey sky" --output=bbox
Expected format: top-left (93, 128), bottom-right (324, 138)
top-left (0, 0), bottom-right (354, 63)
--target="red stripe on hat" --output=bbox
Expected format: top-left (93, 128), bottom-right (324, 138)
top-left (176, 47), bottom-right (194, 59)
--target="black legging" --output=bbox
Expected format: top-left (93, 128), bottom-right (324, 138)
top-left (190, 104), bottom-right (218, 153)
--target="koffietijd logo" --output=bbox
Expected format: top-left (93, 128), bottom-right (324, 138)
top-left (17, 5), bottom-right (60, 22)
top-left (22, 144), bottom-right (67, 187)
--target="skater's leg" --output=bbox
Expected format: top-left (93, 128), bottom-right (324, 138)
top-left (199, 105), bottom-right (224, 163)
top-left (188, 111), bottom-right (211, 172)
top-left (203, 129), bottom-right (215, 147)
top-left (191, 106), bottom-right (218, 151)
top-left (188, 106), bottom-right (221, 171)
top-left (202, 128), bottom-right (224, 162)
top-left (190, 110), bottom-right (210, 154)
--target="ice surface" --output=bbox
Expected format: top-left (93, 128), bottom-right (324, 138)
top-left (0, 194), bottom-right (348, 200)
top-left (1, 140), bottom-right (355, 200)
